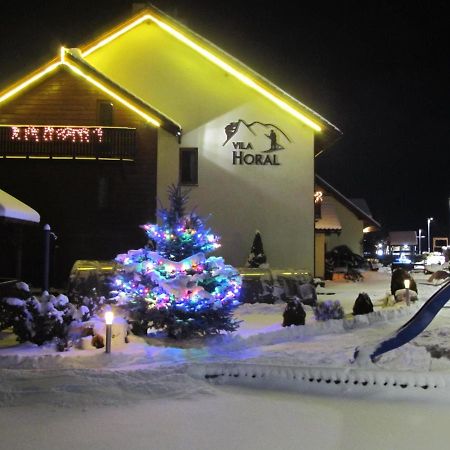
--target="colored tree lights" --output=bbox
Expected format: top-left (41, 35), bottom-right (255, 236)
top-left (112, 185), bottom-right (241, 338)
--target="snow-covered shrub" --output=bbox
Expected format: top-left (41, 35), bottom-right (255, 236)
top-left (0, 281), bottom-right (30, 331)
top-left (394, 288), bottom-right (418, 303)
top-left (0, 291), bottom-right (98, 348)
top-left (3, 292), bottom-right (74, 346)
top-left (69, 294), bottom-right (109, 318)
top-left (313, 300), bottom-right (344, 321)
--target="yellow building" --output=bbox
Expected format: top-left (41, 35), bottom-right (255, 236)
top-left (0, 5), bottom-right (341, 281)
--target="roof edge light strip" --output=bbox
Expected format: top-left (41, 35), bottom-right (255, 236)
top-left (82, 16), bottom-right (149, 58)
top-left (0, 48), bottom-right (160, 128)
top-left (81, 14), bottom-right (322, 132)
top-left (0, 63), bottom-right (60, 104)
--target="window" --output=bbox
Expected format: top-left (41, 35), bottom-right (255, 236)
top-left (314, 191), bottom-right (323, 220)
top-left (179, 148), bottom-right (198, 185)
top-left (97, 101), bottom-right (114, 126)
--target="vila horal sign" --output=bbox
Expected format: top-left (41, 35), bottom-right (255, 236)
top-left (222, 119), bottom-right (291, 166)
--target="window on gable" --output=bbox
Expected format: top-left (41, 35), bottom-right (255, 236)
top-left (98, 101), bottom-right (114, 126)
top-left (179, 148), bottom-right (198, 185)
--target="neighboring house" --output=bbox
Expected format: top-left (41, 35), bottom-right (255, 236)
top-left (0, 5), bottom-right (341, 284)
top-left (314, 175), bottom-right (380, 278)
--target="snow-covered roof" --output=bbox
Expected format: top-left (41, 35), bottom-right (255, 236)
top-left (350, 198), bottom-right (373, 218)
top-left (315, 197), bottom-right (342, 232)
top-left (0, 189), bottom-right (40, 223)
top-left (315, 175), bottom-right (381, 229)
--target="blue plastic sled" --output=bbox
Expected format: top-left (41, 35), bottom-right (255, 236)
top-left (357, 280), bottom-right (450, 362)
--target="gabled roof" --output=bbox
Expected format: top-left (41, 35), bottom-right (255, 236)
top-left (315, 175), bottom-right (381, 229)
top-left (0, 47), bottom-right (181, 135)
top-left (0, 5), bottom-right (340, 149)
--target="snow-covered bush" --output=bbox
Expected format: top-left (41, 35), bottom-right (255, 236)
top-left (0, 281), bottom-right (30, 331)
top-left (69, 293), bottom-right (109, 318)
top-left (0, 287), bottom-right (101, 349)
top-left (2, 292), bottom-right (75, 346)
top-left (313, 300), bottom-right (344, 321)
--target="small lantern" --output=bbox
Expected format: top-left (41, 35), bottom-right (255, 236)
top-left (404, 279), bottom-right (411, 305)
top-left (105, 311), bottom-right (114, 353)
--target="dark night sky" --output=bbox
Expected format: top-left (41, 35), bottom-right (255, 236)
top-left (1, 0), bottom-right (449, 236)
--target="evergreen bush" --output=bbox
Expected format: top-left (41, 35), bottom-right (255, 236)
top-left (313, 300), bottom-right (344, 321)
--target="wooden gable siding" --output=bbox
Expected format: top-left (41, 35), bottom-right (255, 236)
top-left (0, 69), bottom-right (134, 125)
top-left (0, 69), bottom-right (159, 285)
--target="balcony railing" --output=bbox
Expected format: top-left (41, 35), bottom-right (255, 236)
top-left (0, 125), bottom-right (136, 160)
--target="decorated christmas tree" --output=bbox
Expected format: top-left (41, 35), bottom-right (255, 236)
top-left (112, 185), bottom-right (241, 338)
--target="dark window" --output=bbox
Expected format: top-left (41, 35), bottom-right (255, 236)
top-left (98, 101), bottom-right (114, 126)
top-left (179, 148), bottom-right (198, 185)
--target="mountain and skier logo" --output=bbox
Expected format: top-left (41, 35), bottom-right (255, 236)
top-left (223, 119), bottom-right (291, 152)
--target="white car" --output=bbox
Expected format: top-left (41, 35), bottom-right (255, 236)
top-left (425, 253), bottom-right (446, 265)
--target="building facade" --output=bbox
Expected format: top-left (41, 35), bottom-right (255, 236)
top-left (0, 6), bottom-right (340, 285)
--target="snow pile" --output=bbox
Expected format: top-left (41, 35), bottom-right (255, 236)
top-left (1, 269), bottom-right (448, 409)
top-left (0, 364), bottom-right (215, 408)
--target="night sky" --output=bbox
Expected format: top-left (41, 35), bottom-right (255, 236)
top-left (1, 0), bottom-right (449, 237)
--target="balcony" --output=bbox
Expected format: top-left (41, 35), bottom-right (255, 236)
top-left (0, 125), bottom-right (136, 161)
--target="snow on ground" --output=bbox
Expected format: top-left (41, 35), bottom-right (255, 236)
top-left (2, 268), bottom-right (450, 449)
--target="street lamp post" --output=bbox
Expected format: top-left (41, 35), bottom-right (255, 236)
top-left (427, 218), bottom-right (433, 253)
top-left (417, 228), bottom-right (425, 255)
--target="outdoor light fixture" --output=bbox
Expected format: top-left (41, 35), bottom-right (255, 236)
top-left (427, 217), bottom-right (433, 253)
top-left (404, 279), bottom-right (411, 306)
top-left (105, 310), bottom-right (114, 353)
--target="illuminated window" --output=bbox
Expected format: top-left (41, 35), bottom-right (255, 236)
top-left (98, 101), bottom-right (114, 126)
top-left (179, 148), bottom-right (198, 185)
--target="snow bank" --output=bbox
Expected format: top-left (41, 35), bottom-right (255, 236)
top-left (188, 355), bottom-right (446, 395)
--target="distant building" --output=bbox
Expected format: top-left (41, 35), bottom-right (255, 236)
top-left (387, 231), bottom-right (417, 268)
top-left (314, 175), bottom-right (380, 278)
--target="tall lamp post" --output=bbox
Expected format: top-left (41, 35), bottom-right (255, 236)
top-left (427, 217), bottom-right (433, 253)
top-left (417, 228), bottom-right (425, 255)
